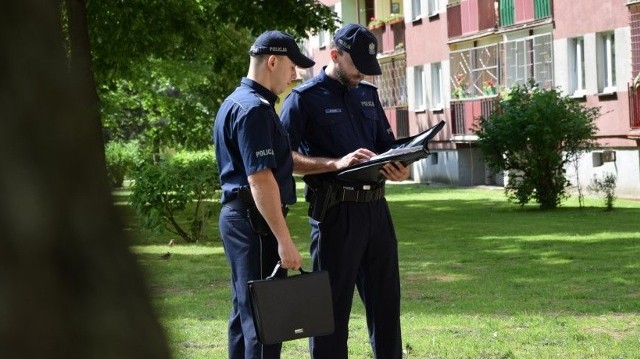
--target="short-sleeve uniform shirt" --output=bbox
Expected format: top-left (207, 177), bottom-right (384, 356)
top-left (280, 69), bottom-right (395, 166)
top-left (213, 78), bottom-right (295, 205)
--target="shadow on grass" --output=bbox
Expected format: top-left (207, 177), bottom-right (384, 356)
top-left (122, 184), bottom-right (640, 322)
top-left (389, 195), bottom-right (640, 316)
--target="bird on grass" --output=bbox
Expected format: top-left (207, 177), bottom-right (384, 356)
top-left (159, 252), bottom-right (171, 260)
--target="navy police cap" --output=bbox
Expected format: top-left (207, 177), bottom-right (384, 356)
top-left (333, 23), bottom-right (381, 76)
top-left (249, 31), bottom-right (315, 69)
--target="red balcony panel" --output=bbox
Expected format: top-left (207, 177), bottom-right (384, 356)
top-left (478, 0), bottom-right (497, 30)
top-left (515, 0), bottom-right (534, 23)
top-left (384, 107), bottom-right (410, 138)
top-left (447, 3), bottom-right (462, 38)
top-left (461, 0), bottom-right (480, 35)
top-left (460, 0), bottom-right (495, 35)
top-left (451, 98), bottom-right (498, 135)
top-left (629, 85), bottom-right (640, 129)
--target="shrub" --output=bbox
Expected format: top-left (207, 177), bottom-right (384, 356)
top-left (104, 140), bottom-right (141, 188)
top-left (129, 150), bottom-right (219, 243)
top-left (588, 173), bottom-right (617, 211)
top-left (474, 82), bottom-right (599, 209)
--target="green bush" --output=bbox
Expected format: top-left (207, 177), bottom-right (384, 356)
top-left (474, 82), bottom-right (599, 209)
top-left (129, 150), bottom-right (220, 243)
top-left (105, 140), bottom-right (141, 188)
top-left (588, 172), bottom-right (617, 211)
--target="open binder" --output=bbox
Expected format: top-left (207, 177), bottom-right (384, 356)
top-left (337, 120), bottom-right (445, 184)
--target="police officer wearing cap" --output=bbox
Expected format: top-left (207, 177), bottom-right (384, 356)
top-left (280, 24), bottom-right (408, 359)
top-left (213, 30), bottom-right (315, 359)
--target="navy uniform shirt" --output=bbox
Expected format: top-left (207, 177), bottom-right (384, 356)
top-left (213, 78), bottom-right (296, 205)
top-left (280, 69), bottom-right (395, 179)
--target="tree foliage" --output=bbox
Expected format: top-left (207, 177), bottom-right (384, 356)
top-left (84, 0), bottom-right (339, 153)
top-left (129, 151), bottom-right (220, 243)
top-left (474, 83), bottom-right (599, 209)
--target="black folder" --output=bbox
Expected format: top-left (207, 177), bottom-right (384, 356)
top-left (336, 120), bottom-right (445, 184)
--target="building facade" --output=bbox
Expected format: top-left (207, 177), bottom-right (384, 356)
top-left (307, 0), bottom-right (640, 198)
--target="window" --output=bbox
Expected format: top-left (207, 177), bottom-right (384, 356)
top-left (503, 33), bottom-right (553, 90)
top-left (412, 0), bottom-right (438, 19)
top-left (318, 5), bottom-right (335, 48)
top-left (372, 56), bottom-right (408, 108)
top-left (318, 30), bottom-right (329, 48)
top-left (414, 66), bottom-right (425, 110)
top-left (450, 44), bottom-right (499, 99)
top-left (569, 37), bottom-right (586, 96)
top-left (412, 0), bottom-right (423, 20)
top-left (427, 0), bottom-right (439, 16)
top-left (597, 32), bottom-right (616, 93)
top-left (430, 62), bottom-right (443, 109)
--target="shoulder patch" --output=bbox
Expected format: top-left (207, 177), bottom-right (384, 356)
top-left (360, 80), bottom-right (378, 89)
top-left (292, 80), bottom-right (319, 94)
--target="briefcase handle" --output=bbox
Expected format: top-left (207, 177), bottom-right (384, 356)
top-left (267, 262), bottom-right (310, 280)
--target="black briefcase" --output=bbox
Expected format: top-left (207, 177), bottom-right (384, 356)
top-left (247, 264), bottom-right (334, 345)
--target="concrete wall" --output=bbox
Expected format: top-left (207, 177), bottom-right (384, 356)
top-left (567, 149), bottom-right (640, 199)
top-left (413, 146), bottom-right (488, 186)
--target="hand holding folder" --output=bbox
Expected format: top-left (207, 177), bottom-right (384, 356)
top-left (337, 120), bottom-right (445, 183)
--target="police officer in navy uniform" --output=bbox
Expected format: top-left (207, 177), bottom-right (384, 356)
top-left (280, 24), bottom-right (409, 359)
top-left (213, 30), bottom-right (314, 359)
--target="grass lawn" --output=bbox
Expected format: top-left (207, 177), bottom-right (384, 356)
top-left (119, 183), bottom-right (640, 359)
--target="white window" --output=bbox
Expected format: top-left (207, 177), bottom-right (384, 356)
top-left (414, 66), bottom-right (425, 110)
top-left (569, 37), bottom-right (586, 96)
top-left (412, 0), bottom-right (423, 20)
top-left (430, 62), bottom-right (443, 109)
top-left (428, 0), bottom-right (439, 16)
top-left (597, 32), bottom-right (616, 93)
top-left (318, 29), bottom-right (329, 48)
top-left (503, 33), bottom-right (553, 89)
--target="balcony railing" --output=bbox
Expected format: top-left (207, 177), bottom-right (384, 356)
top-left (450, 97), bottom-right (499, 135)
top-left (384, 107), bottom-right (410, 139)
top-left (629, 83), bottom-right (640, 128)
top-left (368, 18), bottom-right (405, 54)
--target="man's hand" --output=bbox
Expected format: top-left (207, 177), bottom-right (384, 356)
top-left (334, 148), bottom-right (376, 169)
top-left (277, 240), bottom-right (303, 270)
top-left (380, 161), bottom-right (410, 182)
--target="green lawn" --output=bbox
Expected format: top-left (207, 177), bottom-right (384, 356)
top-left (121, 184), bottom-right (640, 359)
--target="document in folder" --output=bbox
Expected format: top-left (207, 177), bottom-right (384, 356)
top-left (337, 120), bottom-right (445, 184)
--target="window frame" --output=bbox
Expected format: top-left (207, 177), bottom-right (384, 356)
top-left (597, 31), bottom-right (616, 94)
top-left (413, 65), bottom-right (426, 111)
top-left (569, 36), bottom-right (586, 97)
top-left (430, 62), bottom-right (443, 110)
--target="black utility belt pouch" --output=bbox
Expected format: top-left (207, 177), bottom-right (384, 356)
top-left (247, 263), bottom-right (335, 345)
top-left (247, 206), bottom-right (271, 236)
top-left (307, 183), bottom-right (333, 222)
top-left (246, 205), bottom-right (288, 236)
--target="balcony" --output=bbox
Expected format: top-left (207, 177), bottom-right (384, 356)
top-left (450, 97), bottom-right (499, 136)
top-left (629, 83), bottom-right (640, 129)
top-left (500, 0), bottom-right (551, 27)
top-left (385, 107), bottom-right (410, 139)
top-left (447, 0), bottom-right (497, 39)
top-left (368, 16), bottom-right (405, 54)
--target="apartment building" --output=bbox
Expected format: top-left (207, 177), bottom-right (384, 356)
top-left (307, 0), bottom-right (640, 197)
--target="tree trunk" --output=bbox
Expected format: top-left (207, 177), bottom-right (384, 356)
top-left (0, 2), bottom-right (171, 358)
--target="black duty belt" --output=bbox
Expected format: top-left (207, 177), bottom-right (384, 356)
top-left (333, 185), bottom-right (385, 203)
top-left (224, 199), bottom-right (288, 215)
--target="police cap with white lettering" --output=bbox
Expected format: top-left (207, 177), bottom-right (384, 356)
top-left (249, 31), bottom-right (315, 69)
top-left (333, 23), bottom-right (381, 76)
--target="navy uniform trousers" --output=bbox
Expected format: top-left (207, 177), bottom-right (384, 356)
top-left (309, 199), bottom-right (402, 359)
top-left (219, 205), bottom-right (283, 359)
